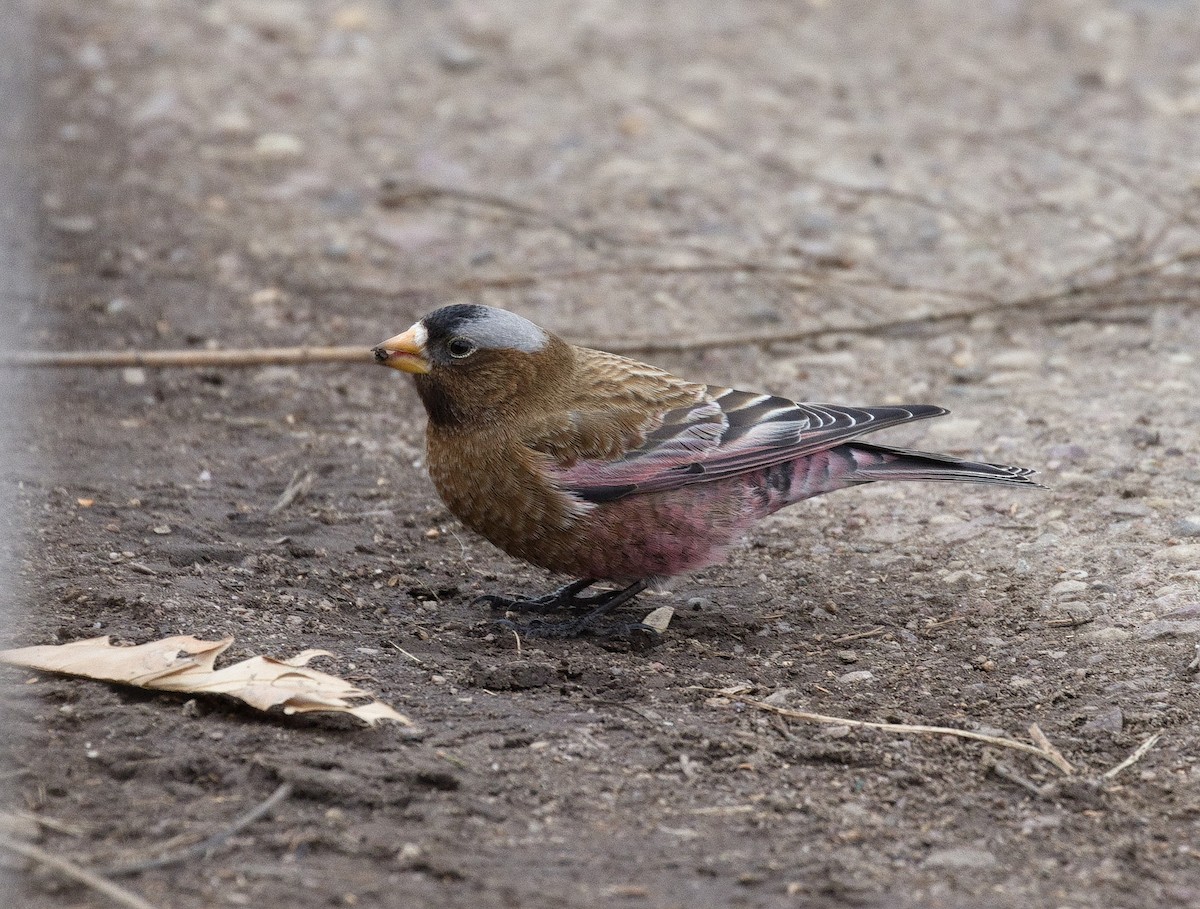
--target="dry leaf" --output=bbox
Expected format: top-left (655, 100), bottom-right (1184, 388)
top-left (0, 635), bottom-right (411, 727)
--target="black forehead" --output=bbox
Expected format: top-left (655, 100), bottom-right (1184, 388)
top-left (422, 304), bottom-right (492, 339)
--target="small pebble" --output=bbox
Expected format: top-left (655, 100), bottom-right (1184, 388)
top-left (924, 847), bottom-right (997, 870)
top-left (437, 40), bottom-right (482, 71)
top-left (1080, 626), bottom-right (1132, 644)
top-left (836, 649), bottom-right (859, 664)
top-left (761, 688), bottom-right (795, 706)
top-left (1135, 619), bottom-right (1200, 641)
top-left (1155, 544), bottom-right (1200, 567)
top-left (838, 670), bottom-right (873, 684)
top-left (1081, 706), bottom-right (1123, 735)
top-left (254, 133), bottom-right (306, 159)
top-left (1049, 580), bottom-right (1089, 596)
top-left (1046, 443), bottom-right (1088, 464)
top-left (989, 350), bottom-right (1040, 371)
top-left (1174, 516), bottom-right (1200, 538)
top-left (50, 214), bottom-right (96, 234)
top-left (641, 606), bottom-right (674, 634)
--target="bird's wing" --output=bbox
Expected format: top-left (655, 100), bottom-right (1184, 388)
top-left (545, 387), bottom-right (947, 502)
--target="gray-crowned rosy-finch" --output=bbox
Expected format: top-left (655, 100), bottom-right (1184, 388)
top-left (374, 304), bottom-right (1039, 641)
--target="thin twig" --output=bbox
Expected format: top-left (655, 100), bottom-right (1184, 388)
top-left (270, 469), bottom-right (315, 514)
top-left (733, 696), bottom-right (1075, 774)
top-left (0, 346), bottom-right (374, 369)
top-left (106, 782), bottom-right (292, 877)
top-left (988, 760), bottom-right (1055, 799)
top-left (377, 178), bottom-right (631, 249)
top-left (4, 245), bottom-right (1198, 368)
top-left (0, 834), bottom-right (161, 909)
top-left (1101, 732), bottom-right (1163, 782)
top-left (384, 641), bottom-right (425, 666)
top-left (1027, 724), bottom-right (1074, 774)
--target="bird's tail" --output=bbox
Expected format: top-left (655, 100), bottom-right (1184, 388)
top-left (844, 442), bottom-right (1044, 487)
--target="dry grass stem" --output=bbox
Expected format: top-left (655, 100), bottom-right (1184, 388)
top-left (735, 696), bottom-right (1075, 774)
top-left (0, 835), bottom-right (162, 909)
top-left (106, 783), bottom-right (293, 876)
top-left (4, 244), bottom-right (1199, 370)
top-left (1027, 723), bottom-right (1075, 774)
top-left (1101, 732), bottom-right (1163, 782)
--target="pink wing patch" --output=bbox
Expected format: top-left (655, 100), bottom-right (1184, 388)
top-left (549, 389), bottom-right (947, 503)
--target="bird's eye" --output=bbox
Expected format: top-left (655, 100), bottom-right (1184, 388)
top-left (447, 337), bottom-right (477, 359)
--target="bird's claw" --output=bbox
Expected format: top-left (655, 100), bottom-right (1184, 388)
top-left (474, 578), bottom-right (603, 614)
top-left (481, 579), bottom-right (655, 646)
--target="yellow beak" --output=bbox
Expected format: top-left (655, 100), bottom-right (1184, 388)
top-left (372, 324), bottom-right (431, 374)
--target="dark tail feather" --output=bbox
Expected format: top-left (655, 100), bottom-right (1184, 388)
top-left (847, 442), bottom-right (1044, 488)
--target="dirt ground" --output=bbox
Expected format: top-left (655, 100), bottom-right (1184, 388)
top-left (5, 1), bottom-right (1200, 907)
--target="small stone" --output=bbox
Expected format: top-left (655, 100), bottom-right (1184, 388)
top-left (1155, 544), bottom-right (1200, 567)
top-left (76, 42), bottom-right (107, 71)
top-left (152, 524), bottom-right (172, 535)
top-left (1081, 706), bottom-right (1123, 735)
top-left (105, 297), bottom-right (127, 314)
top-left (212, 108), bottom-right (253, 136)
top-left (1050, 580), bottom-right (1089, 596)
top-left (942, 569), bottom-right (977, 588)
top-left (761, 688), bottom-right (795, 706)
top-left (924, 847), bottom-right (997, 870)
top-left (989, 350), bottom-right (1040, 370)
top-left (1174, 516), bottom-right (1200, 538)
top-left (1080, 626), bottom-right (1132, 644)
top-left (641, 606), bottom-right (674, 634)
top-left (437, 40), bottom-right (482, 71)
top-left (122, 367), bottom-right (147, 386)
top-left (332, 6), bottom-right (370, 29)
top-left (836, 649), bottom-right (859, 664)
top-left (838, 670), bottom-right (873, 684)
top-left (50, 214), bottom-right (96, 234)
top-left (1057, 602), bottom-right (1094, 622)
top-left (254, 132), bottom-right (306, 159)
top-left (1135, 619), bottom-right (1200, 641)
top-left (1046, 443), bottom-right (1088, 464)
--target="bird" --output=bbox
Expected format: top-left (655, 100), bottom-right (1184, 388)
top-left (373, 304), bottom-right (1040, 641)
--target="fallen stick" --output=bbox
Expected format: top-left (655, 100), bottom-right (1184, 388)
top-left (0, 346), bottom-right (374, 369)
top-left (734, 696), bottom-right (1075, 774)
top-left (1101, 732), bottom-right (1163, 782)
top-left (0, 834), bottom-right (161, 909)
top-left (3, 286), bottom-right (1195, 369)
top-left (1027, 723), bottom-right (1074, 775)
top-left (106, 782), bottom-right (292, 877)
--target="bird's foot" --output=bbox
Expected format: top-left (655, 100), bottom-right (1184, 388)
top-left (475, 578), bottom-right (622, 615)
top-left (486, 579), bottom-right (655, 645)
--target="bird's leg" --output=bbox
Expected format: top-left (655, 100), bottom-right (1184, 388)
top-left (475, 578), bottom-right (600, 614)
top-left (494, 579), bottom-right (657, 644)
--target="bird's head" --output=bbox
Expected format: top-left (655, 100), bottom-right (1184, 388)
top-left (373, 304), bottom-right (572, 429)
